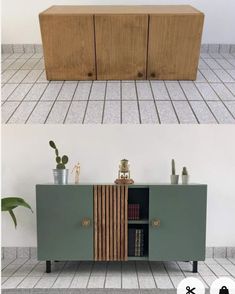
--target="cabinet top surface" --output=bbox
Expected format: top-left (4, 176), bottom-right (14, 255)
top-left (36, 183), bottom-right (207, 187)
top-left (40, 5), bottom-right (203, 16)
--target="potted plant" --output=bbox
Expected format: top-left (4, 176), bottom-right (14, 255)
top-left (1, 197), bottom-right (33, 228)
top-left (182, 167), bottom-right (189, 184)
top-left (49, 140), bottom-right (69, 184)
top-left (170, 159), bottom-right (179, 184)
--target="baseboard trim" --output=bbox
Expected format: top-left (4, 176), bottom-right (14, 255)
top-left (1, 43), bottom-right (235, 54)
top-left (1, 247), bottom-right (235, 259)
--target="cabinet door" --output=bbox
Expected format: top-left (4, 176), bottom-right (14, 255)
top-left (149, 185), bottom-right (207, 261)
top-left (36, 185), bottom-right (93, 260)
top-left (39, 14), bottom-right (96, 80)
top-left (95, 14), bottom-right (148, 80)
top-left (147, 14), bottom-right (204, 80)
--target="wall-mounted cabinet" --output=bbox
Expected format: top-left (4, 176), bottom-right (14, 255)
top-left (36, 184), bottom-right (207, 273)
top-left (39, 5), bottom-right (204, 81)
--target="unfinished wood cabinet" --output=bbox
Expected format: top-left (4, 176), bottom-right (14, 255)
top-left (147, 14), bottom-right (204, 80)
top-left (95, 14), bottom-right (148, 80)
top-left (39, 14), bottom-right (96, 80)
top-left (39, 5), bottom-right (204, 80)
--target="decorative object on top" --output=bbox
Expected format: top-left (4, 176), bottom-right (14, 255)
top-left (115, 159), bottom-right (134, 184)
top-left (170, 159), bottom-right (179, 184)
top-left (182, 167), bottom-right (189, 185)
top-left (49, 140), bottom-right (69, 185)
top-left (72, 162), bottom-right (81, 184)
top-left (1, 197), bottom-right (33, 228)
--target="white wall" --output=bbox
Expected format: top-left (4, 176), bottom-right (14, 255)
top-left (1, 0), bottom-right (235, 44)
top-left (1, 124), bottom-right (235, 247)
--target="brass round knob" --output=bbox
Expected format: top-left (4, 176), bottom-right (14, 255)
top-left (81, 218), bottom-right (91, 227)
top-left (137, 72), bottom-right (143, 78)
top-left (151, 218), bottom-right (160, 228)
top-left (151, 73), bottom-right (156, 78)
top-left (88, 72), bottom-right (93, 77)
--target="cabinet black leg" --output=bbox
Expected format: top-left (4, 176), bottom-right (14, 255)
top-left (46, 260), bottom-right (51, 273)
top-left (193, 261), bottom-right (198, 273)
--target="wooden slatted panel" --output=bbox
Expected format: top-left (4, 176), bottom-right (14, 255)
top-left (94, 185), bottom-right (128, 261)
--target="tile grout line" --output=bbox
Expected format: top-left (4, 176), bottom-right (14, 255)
top-left (135, 261), bottom-right (140, 289)
top-left (134, 81), bottom-right (142, 124)
top-left (5, 82), bottom-right (35, 123)
top-left (193, 82), bottom-right (220, 123)
top-left (82, 81), bottom-right (94, 124)
top-left (149, 80), bottom-right (161, 123)
top-left (86, 261), bottom-right (95, 288)
top-left (178, 82), bottom-right (200, 124)
top-left (15, 259), bottom-right (41, 288)
top-left (43, 81), bottom-right (65, 124)
top-left (101, 81), bottom-right (108, 124)
top-left (199, 69), bottom-right (235, 120)
top-left (24, 81), bottom-right (51, 124)
top-left (68, 261), bottom-right (81, 288)
top-left (164, 81), bottom-right (180, 124)
top-left (149, 261), bottom-right (159, 289)
top-left (63, 81), bottom-right (80, 124)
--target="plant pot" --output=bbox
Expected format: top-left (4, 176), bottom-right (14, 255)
top-left (53, 169), bottom-right (69, 185)
top-left (170, 175), bottom-right (179, 184)
top-left (182, 175), bottom-right (189, 185)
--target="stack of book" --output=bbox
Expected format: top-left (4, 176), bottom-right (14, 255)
top-left (128, 228), bottom-right (144, 257)
top-left (128, 204), bottom-right (140, 220)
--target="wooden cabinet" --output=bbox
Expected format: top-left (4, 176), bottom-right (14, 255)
top-left (36, 185), bottom-right (93, 261)
top-left (149, 185), bottom-right (207, 261)
top-left (39, 5), bottom-right (204, 81)
top-left (39, 13), bottom-right (96, 80)
top-left (95, 14), bottom-right (148, 80)
top-left (36, 184), bottom-right (207, 273)
top-left (147, 14), bottom-right (204, 80)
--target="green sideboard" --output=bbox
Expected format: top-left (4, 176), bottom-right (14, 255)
top-left (36, 184), bottom-right (207, 273)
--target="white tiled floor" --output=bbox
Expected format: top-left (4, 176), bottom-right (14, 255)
top-left (1, 258), bottom-right (235, 290)
top-left (1, 52), bottom-right (235, 124)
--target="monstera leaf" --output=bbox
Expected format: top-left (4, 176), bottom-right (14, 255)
top-left (1, 197), bottom-right (33, 228)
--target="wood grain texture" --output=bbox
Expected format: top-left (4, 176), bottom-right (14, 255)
top-left (147, 14), bottom-right (204, 80)
top-left (94, 185), bottom-right (128, 261)
top-left (39, 14), bottom-right (96, 80)
top-left (94, 185), bottom-right (98, 261)
top-left (41, 5), bottom-right (202, 15)
top-left (109, 185), bottom-right (113, 260)
top-left (98, 185), bottom-right (102, 260)
top-left (95, 14), bottom-right (148, 80)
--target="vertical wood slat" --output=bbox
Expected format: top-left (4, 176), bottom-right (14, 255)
top-left (94, 185), bottom-right (98, 261)
top-left (124, 185), bottom-right (128, 260)
top-left (102, 185), bottom-right (106, 260)
top-left (117, 185), bottom-right (121, 260)
top-left (94, 185), bottom-right (128, 261)
top-left (113, 186), bottom-right (117, 261)
top-left (106, 185), bottom-right (110, 261)
top-left (98, 185), bottom-right (102, 260)
top-left (109, 185), bottom-right (113, 260)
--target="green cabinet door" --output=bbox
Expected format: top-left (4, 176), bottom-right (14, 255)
top-left (36, 185), bottom-right (93, 261)
top-left (149, 185), bottom-right (207, 261)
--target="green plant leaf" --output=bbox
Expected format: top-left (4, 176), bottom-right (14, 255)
top-left (2, 197), bottom-right (33, 229)
top-left (1, 197), bottom-right (33, 212)
top-left (49, 140), bottom-right (56, 149)
top-left (56, 156), bottom-right (61, 163)
top-left (56, 163), bottom-right (65, 169)
top-left (62, 155), bottom-right (68, 164)
top-left (9, 209), bottom-right (17, 228)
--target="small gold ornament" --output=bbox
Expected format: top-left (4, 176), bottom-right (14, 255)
top-left (115, 159), bottom-right (134, 184)
top-left (72, 162), bottom-right (81, 184)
